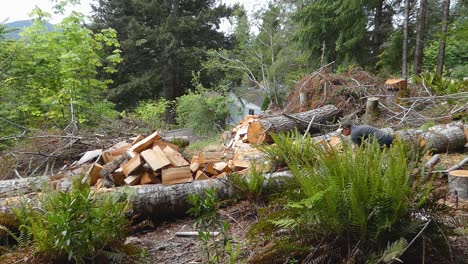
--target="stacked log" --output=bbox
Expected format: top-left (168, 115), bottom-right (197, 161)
top-left (246, 104), bottom-right (340, 144)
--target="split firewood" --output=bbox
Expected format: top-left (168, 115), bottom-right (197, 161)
top-left (163, 146), bottom-right (189, 167)
top-left (99, 151), bottom-right (131, 187)
top-left (122, 154), bottom-right (144, 177)
top-left (141, 147), bottom-right (171, 171)
top-left (130, 131), bottom-right (161, 153)
top-left (89, 163), bottom-right (103, 186)
top-left (124, 175), bottom-right (141, 186)
top-left (140, 170), bottom-right (161, 185)
top-left (162, 166), bottom-right (192, 185)
top-left (195, 170), bottom-right (209, 180)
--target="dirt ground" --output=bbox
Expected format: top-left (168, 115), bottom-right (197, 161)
top-left (127, 200), bottom-right (257, 264)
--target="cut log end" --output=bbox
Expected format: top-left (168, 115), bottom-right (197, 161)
top-left (247, 121), bottom-right (269, 145)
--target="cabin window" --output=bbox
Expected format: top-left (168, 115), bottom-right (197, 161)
top-left (248, 109), bottom-right (255, 115)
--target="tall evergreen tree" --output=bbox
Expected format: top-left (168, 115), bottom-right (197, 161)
top-left (436, 0), bottom-right (450, 76)
top-left (90, 0), bottom-right (232, 109)
top-left (414, 0), bottom-right (428, 75)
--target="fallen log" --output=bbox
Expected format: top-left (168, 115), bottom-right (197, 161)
top-left (422, 122), bottom-right (466, 153)
top-left (0, 171), bottom-right (293, 218)
top-left (247, 105), bottom-right (340, 144)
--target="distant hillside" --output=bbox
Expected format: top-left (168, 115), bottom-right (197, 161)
top-left (3, 20), bottom-right (54, 40)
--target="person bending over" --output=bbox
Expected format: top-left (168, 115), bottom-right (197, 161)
top-left (340, 122), bottom-right (393, 148)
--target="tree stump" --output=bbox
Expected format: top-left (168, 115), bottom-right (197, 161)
top-left (299, 92), bottom-right (308, 111)
top-left (448, 170), bottom-right (468, 201)
top-left (364, 97), bottom-right (379, 123)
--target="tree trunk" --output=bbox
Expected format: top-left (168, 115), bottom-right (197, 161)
top-left (414, 0), bottom-right (428, 75)
top-left (448, 170), bottom-right (468, 201)
top-left (436, 0), bottom-right (450, 76)
top-left (373, 0), bottom-right (384, 64)
top-left (0, 171), bottom-right (293, 218)
top-left (422, 122), bottom-right (466, 153)
top-left (402, 0), bottom-right (410, 79)
top-left (247, 105), bottom-right (340, 144)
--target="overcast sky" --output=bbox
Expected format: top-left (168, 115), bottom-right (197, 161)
top-left (1, 0), bottom-right (267, 28)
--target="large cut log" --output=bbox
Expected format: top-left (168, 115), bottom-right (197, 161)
top-left (247, 105), bottom-right (340, 144)
top-left (0, 171), bottom-right (293, 218)
top-left (422, 122), bottom-right (466, 153)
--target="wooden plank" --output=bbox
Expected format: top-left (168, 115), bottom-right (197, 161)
top-left (162, 166), bottom-right (192, 185)
top-left (195, 170), bottom-right (210, 180)
top-left (89, 162), bottom-right (103, 186)
top-left (190, 162), bottom-right (200, 173)
top-left (213, 162), bottom-right (228, 172)
top-left (163, 146), bottom-right (189, 167)
top-left (109, 143), bottom-right (132, 156)
top-left (232, 159), bottom-right (251, 170)
top-left (131, 134), bottom-right (145, 145)
top-left (198, 151), bottom-right (223, 164)
top-left (141, 147), bottom-right (171, 171)
top-left (122, 154), bottom-right (143, 176)
top-left (77, 149), bottom-right (102, 166)
top-left (204, 162), bottom-right (219, 176)
top-left (131, 131), bottom-right (161, 153)
top-left (124, 175), bottom-right (141, 186)
top-left (141, 170), bottom-right (161, 185)
top-left (153, 140), bottom-right (180, 152)
top-left (190, 155), bottom-right (198, 164)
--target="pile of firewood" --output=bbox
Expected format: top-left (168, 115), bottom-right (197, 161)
top-left (85, 130), bottom-right (269, 188)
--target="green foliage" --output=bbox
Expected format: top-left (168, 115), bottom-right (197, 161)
top-left (187, 188), bottom-right (239, 264)
top-left (295, 0), bottom-right (369, 66)
top-left (377, 30), bottom-right (403, 75)
top-left (414, 72), bottom-right (467, 95)
top-left (249, 131), bottom-right (441, 263)
top-left (134, 98), bottom-right (171, 129)
top-left (13, 177), bottom-right (129, 263)
top-left (0, 9), bottom-right (121, 130)
top-left (91, 0), bottom-right (233, 109)
top-left (228, 162), bottom-right (270, 203)
top-left (424, 37), bottom-right (468, 79)
top-left (175, 76), bottom-right (229, 136)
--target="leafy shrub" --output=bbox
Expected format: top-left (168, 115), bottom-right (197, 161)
top-left (248, 132), bottom-right (446, 263)
top-left (134, 98), bottom-right (171, 129)
top-left (175, 76), bottom-right (229, 136)
top-left (414, 72), bottom-right (467, 95)
top-left (13, 178), bottom-right (129, 263)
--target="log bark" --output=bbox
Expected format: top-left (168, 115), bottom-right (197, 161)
top-left (0, 171), bottom-right (293, 218)
top-left (247, 105), bottom-right (340, 144)
top-left (422, 122), bottom-right (466, 153)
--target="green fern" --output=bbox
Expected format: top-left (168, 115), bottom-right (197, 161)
top-left (248, 131), bottom-right (443, 263)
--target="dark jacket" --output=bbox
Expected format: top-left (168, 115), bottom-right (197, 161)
top-left (350, 125), bottom-right (393, 147)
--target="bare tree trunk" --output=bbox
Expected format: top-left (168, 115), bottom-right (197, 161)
top-left (402, 0), bottom-right (410, 79)
top-left (373, 0), bottom-right (384, 64)
top-left (436, 0), bottom-right (450, 76)
top-left (414, 0), bottom-right (428, 75)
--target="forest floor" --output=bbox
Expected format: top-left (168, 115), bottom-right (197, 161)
top-left (127, 152), bottom-right (468, 264)
top-left (0, 146), bottom-right (467, 264)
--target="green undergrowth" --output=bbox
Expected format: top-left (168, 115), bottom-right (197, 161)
top-left (247, 131), bottom-right (456, 263)
top-left (11, 177), bottom-right (131, 263)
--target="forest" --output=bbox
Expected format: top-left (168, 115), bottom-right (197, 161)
top-left (0, 0), bottom-right (467, 263)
